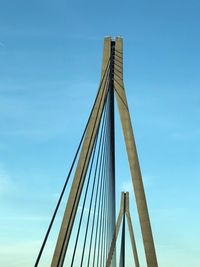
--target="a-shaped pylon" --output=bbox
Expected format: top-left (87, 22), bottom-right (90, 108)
top-left (106, 192), bottom-right (140, 267)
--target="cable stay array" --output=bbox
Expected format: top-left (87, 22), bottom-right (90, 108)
top-left (34, 37), bottom-right (158, 267)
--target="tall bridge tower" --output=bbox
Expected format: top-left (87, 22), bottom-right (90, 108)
top-left (34, 37), bottom-right (158, 267)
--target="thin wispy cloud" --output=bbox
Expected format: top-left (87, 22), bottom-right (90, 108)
top-left (1, 215), bottom-right (51, 222)
top-left (0, 25), bottom-right (101, 41)
top-left (121, 180), bottom-right (132, 192)
top-left (0, 164), bottom-right (15, 195)
top-left (121, 174), bottom-right (156, 192)
top-left (0, 41), bottom-right (5, 47)
top-left (170, 129), bottom-right (200, 141)
top-left (0, 240), bottom-right (54, 267)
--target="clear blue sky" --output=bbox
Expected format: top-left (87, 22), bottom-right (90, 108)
top-left (0, 0), bottom-right (200, 266)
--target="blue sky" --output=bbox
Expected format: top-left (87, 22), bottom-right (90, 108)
top-left (0, 0), bottom-right (200, 266)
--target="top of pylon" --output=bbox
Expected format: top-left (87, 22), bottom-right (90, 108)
top-left (104, 36), bottom-right (123, 40)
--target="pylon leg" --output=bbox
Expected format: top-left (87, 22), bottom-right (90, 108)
top-left (114, 37), bottom-right (158, 267)
top-left (125, 192), bottom-right (140, 267)
top-left (106, 193), bottom-right (125, 267)
top-left (51, 38), bottom-right (111, 267)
